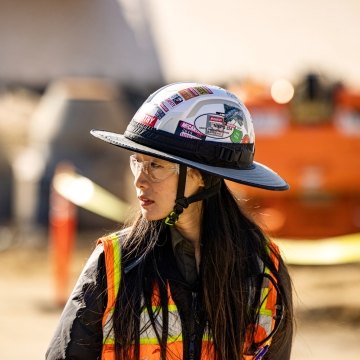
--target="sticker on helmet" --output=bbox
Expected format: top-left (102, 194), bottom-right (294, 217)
top-left (224, 104), bottom-right (244, 126)
top-left (166, 94), bottom-right (184, 107)
top-left (188, 87), bottom-right (200, 97)
top-left (134, 114), bottom-right (158, 127)
top-left (194, 105), bottom-right (248, 142)
top-left (133, 102), bottom-right (167, 127)
top-left (154, 107), bottom-right (166, 120)
top-left (193, 86), bottom-right (213, 95)
top-left (175, 120), bottom-right (206, 140)
top-left (206, 115), bottom-right (225, 137)
top-left (172, 94), bottom-right (184, 104)
top-left (230, 128), bottom-right (243, 143)
top-left (159, 102), bottom-right (169, 112)
top-left (179, 88), bottom-right (198, 100)
top-left (165, 98), bottom-right (176, 107)
top-left (241, 134), bottom-right (250, 143)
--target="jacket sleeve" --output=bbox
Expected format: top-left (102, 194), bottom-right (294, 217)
top-left (46, 243), bottom-right (107, 360)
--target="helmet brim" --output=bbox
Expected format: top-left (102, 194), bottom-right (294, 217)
top-left (91, 129), bottom-right (289, 191)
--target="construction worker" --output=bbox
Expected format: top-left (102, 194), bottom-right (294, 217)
top-left (46, 83), bottom-right (293, 360)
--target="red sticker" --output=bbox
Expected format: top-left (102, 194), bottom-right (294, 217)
top-left (136, 114), bottom-right (158, 127)
top-left (208, 115), bottom-right (223, 123)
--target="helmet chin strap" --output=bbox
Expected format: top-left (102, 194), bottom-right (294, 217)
top-left (164, 164), bottom-right (221, 226)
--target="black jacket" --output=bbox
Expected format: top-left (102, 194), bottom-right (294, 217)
top-left (46, 238), bottom-right (207, 360)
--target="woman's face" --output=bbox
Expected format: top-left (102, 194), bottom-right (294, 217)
top-left (131, 153), bottom-right (203, 221)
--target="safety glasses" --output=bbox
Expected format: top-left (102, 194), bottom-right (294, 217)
top-left (129, 155), bottom-right (179, 183)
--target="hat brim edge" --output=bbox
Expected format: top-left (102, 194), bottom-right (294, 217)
top-left (90, 129), bottom-right (289, 191)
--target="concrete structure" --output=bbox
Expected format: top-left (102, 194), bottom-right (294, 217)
top-left (0, 0), bottom-right (163, 87)
top-left (0, 0), bottom-right (359, 87)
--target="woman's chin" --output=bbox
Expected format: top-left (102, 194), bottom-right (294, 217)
top-left (141, 209), bottom-right (167, 221)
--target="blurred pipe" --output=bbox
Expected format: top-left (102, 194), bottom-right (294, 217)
top-left (274, 233), bottom-right (360, 265)
top-left (50, 162), bottom-right (77, 306)
top-left (53, 170), bottom-right (131, 224)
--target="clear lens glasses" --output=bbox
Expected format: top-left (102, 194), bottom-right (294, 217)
top-left (129, 155), bottom-right (179, 183)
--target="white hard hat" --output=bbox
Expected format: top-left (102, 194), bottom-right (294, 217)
top-left (91, 82), bottom-right (288, 191)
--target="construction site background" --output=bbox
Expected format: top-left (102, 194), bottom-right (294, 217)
top-left (1, 1), bottom-right (360, 359)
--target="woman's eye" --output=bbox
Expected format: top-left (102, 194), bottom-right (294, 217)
top-left (149, 161), bottom-right (163, 169)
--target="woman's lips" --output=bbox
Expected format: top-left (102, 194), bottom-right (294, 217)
top-left (138, 196), bottom-right (154, 207)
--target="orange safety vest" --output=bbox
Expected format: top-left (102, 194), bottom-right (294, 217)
top-left (97, 232), bottom-right (280, 360)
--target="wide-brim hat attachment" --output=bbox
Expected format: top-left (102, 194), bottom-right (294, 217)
top-left (91, 82), bottom-right (288, 191)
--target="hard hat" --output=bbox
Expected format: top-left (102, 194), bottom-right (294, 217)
top-left (91, 82), bottom-right (288, 191)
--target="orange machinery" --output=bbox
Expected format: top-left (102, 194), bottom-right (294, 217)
top-left (227, 75), bottom-right (360, 239)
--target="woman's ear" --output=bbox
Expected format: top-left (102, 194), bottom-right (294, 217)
top-left (188, 168), bottom-right (205, 187)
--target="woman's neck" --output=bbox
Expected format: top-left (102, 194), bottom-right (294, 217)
top-left (175, 203), bottom-right (201, 243)
top-left (175, 202), bottom-right (202, 271)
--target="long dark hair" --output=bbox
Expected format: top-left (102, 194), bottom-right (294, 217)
top-left (111, 178), bottom-right (293, 359)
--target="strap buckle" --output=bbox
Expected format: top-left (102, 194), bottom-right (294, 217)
top-left (164, 211), bottom-right (179, 226)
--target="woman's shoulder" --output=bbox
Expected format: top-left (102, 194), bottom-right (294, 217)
top-left (95, 227), bottom-right (136, 267)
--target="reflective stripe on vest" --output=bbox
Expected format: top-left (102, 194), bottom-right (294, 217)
top-left (98, 233), bottom-right (280, 360)
top-left (97, 233), bottom-right (121, 346)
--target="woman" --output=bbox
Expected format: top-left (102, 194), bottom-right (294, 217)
top-left (46, 83), bottom-right (293, 360)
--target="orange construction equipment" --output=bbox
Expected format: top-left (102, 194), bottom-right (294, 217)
top-left (49, 162), bottom-right (77, 306)
top-left (227, 74), bottom-right (360, 239)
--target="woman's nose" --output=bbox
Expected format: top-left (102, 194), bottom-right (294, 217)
top-left (134, 168), bottom-right (149, 188)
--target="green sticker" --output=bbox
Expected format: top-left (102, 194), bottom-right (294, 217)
top-left (230, 129), bottom-right (242, 143)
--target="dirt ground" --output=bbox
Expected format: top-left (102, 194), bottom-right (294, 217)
top-left (1, 232), bottom-right (360, 360)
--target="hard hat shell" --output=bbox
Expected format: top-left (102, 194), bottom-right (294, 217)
top-left (91, 82), bottom-right (288, 190)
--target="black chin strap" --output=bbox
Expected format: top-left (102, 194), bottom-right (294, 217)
top-left (164, 164), bottom-right (221, 226)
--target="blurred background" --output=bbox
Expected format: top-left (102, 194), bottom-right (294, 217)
top-left (0, 0), bottom-right (360, 359)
